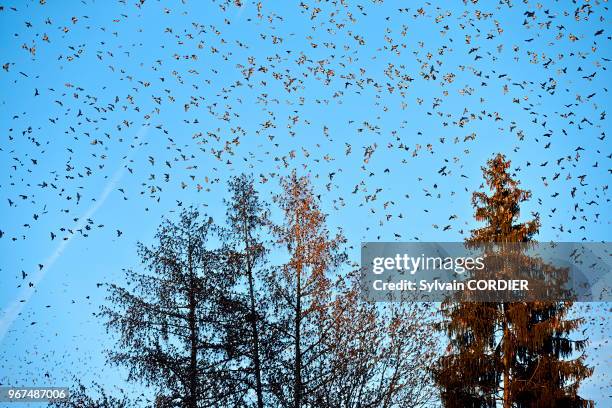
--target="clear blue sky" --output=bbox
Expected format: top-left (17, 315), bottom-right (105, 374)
top-left (0, 0), bottom-right (609, 405)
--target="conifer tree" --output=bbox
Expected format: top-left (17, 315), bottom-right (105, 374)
top-left (100, 208), bottom-right (244, 408)
top-left (268, 171), bottom-right (345, 408)
top-left (54, 175), bottom-right (439, 408)
top-left (434, 154), bottom-right (593, 408)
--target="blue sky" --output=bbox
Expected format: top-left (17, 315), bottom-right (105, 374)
top-left (0, 0), bottom-right (610, 405)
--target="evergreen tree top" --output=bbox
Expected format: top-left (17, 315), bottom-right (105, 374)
top-left (469, 154), bottom-right (540, 244)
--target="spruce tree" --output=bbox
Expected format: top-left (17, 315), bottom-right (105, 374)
top-left (99, 208), bottom-right (244, 408)
top-left (434, 154), bottom-right (593, 407)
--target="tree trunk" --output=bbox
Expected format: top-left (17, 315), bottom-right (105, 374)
top-left (188, 252), bottom-right (198, 408)
top-left (240, 207), bottom-right (264, 408)
top-left (245, 229), bottom-right (264, 408)
top-left (294, 262), bottom-right (302, 408)
top-left (502, 304), bottom-right (510, 408)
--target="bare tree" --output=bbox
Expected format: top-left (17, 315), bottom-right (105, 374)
top-left (316, 282), bottom-right (438, 408)
top-left (53, 176), bottom-right (439, 408)
top-left (222, 174), bottom-right (271, 408)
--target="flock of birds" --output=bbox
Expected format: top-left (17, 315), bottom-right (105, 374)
top-left (0, 0), bottom-right (609, 403)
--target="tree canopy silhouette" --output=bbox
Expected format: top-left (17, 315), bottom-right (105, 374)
top-left (52, 173), bottom-right (437, 408)
top-left (100, 208), bottom-right (243, 408)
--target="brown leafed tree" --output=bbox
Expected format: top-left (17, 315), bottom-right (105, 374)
top-left (267, 171), bottom-right (345, 408)
top-left (434, 154), bottom-right (593, 407)
top-left (53, 174), bottom-right (438, 408)
top-left (262, 172), bottom-right (437, 408)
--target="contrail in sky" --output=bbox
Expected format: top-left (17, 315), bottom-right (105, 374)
top-left (0, 125), bottom-right (150, 344)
